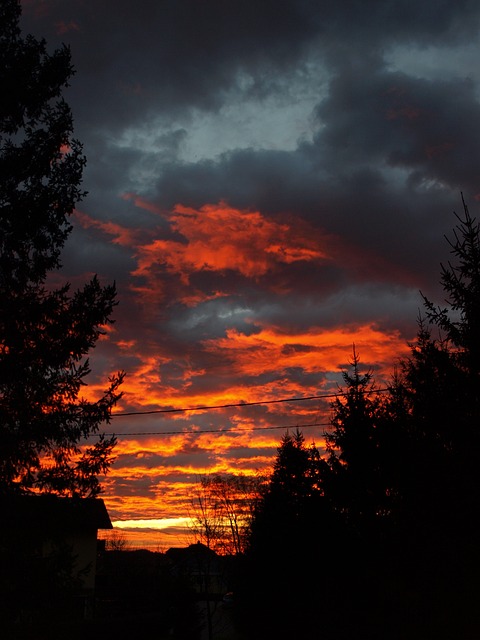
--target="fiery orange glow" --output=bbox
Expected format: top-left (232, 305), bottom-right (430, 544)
top-left (85, 318), bottom-right (410, 548)
top-left (203, 323), bottom-right (407, 377)
top-left (69, 199), bottom-right (418, 548)
top-left (78, 322), bottom-right (407, 413)
top-left (74, 199), bottom-right (332, 305)
top-left (132, 202), bottom-right (329, 296)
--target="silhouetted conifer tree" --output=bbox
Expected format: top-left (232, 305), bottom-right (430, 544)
top-left (324, 347), bottom-right (390, 527)
top-left (397, 198), bottom-right (480, 518)
top-left (382, 197), bottom-right (480, 639)
top-left (239, 430), bottom-right (342, 639)
top-left (248, 429), bottom-right (324, 549)
top-left (237, 197), bottom-right (480, 639)
top-left (0, 0), bottom-right (124, 497)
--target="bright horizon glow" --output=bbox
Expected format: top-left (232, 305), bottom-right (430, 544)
top-left (112, 517), bottom-right (191, 530)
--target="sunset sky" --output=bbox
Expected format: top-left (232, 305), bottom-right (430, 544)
top-left (20, 0), bottom-right (480, 548)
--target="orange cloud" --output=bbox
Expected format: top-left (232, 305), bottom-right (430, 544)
top-left (72, 198), bottom-right (416, 549)
top-left (133, 202), bottom-right (328, 285)
top-left (90, 324), bottom-right (406, 545)
top-left (202, 323), bottom-right (409, 380)
top-left (78, 321), bottom-right (409, 418)
top-left (74, 200), bottom-right (331, 308)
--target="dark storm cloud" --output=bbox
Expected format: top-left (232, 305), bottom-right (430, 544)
top-left (35, 0), bottom-right (476, 380)
top-left (23, 1), bottom-right (480, 108)
top-left (22, 0), bottom-right (317, 128)
top-left (315, 67), bottom-right (480, 189)
top-left (21, 1), bottom-right (480, 245)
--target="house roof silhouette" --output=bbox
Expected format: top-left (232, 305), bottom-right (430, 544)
top-left (0, 493), bottom-right (112, 531)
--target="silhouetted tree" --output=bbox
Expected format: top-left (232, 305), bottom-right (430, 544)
top-left (393, 199), bottom-right (480, 524)
top-left (271, 428), bottom-right (323, 500)
top-left (324, 347), bottom-right (391, 527)
top-left (249, 430), bottom-right (324, 550)
top-left (388, 198), bottom-right (480, 638)
top-left (238, 430), bottom-right (340, 639)
top-left (188, 473), bottom-right (265, 640)
top-left (423, 194), bottom-right (480, 374)
top-left (236, 198), bottom-right (480, 639)
top-left (0, 0), bottom-right (124, 497)
top-left (189, 473), bottom-right (263, 555)
top-left (319, 352), bottom-right (403, 638)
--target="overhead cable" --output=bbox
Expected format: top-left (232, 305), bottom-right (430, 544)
top-left (112, 387), bottom-right (390, 417)
top-left (101, 420), bottom-right (331, 438)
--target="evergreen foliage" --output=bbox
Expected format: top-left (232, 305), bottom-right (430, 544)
top-left (238, 430), bottom-right (341, 639)
top-left (249, 429), bottom-right (324, 548)
top-left (395, 197), bottom-right (480, 525)
top-left (240, 196), bottom-right (480, 639)
top-left (324, 347), bottom-right (389, 525)
top-left (0, 0), bottom-right (124, 497)
top-left (388, 197), bottom-right (480, 638)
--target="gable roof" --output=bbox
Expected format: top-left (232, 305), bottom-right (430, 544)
top-left (166, 542), bottom-right (220, 567)
top-left (0, 494), bottom-right (113, 531)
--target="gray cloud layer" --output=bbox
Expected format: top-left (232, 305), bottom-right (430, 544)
top-left (20, 0), bottom-right (480, 379)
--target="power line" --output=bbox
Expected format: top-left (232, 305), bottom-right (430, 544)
top-left (101, 421), bottom-right (331, 438)
top-left (111, 388), bottom-right (390, 417)
top-left (96, 387), bottom-right (390, 438)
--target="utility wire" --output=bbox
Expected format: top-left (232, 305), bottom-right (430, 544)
top-left (102, 421), bottom-right (331, 438)
top-left (99, 387), bottom-right (390, 438)
top-left (111, 387), bottom-right (390, 417)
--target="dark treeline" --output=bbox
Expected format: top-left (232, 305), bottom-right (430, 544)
top-left (231, 198), bottom-right (480, 639)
